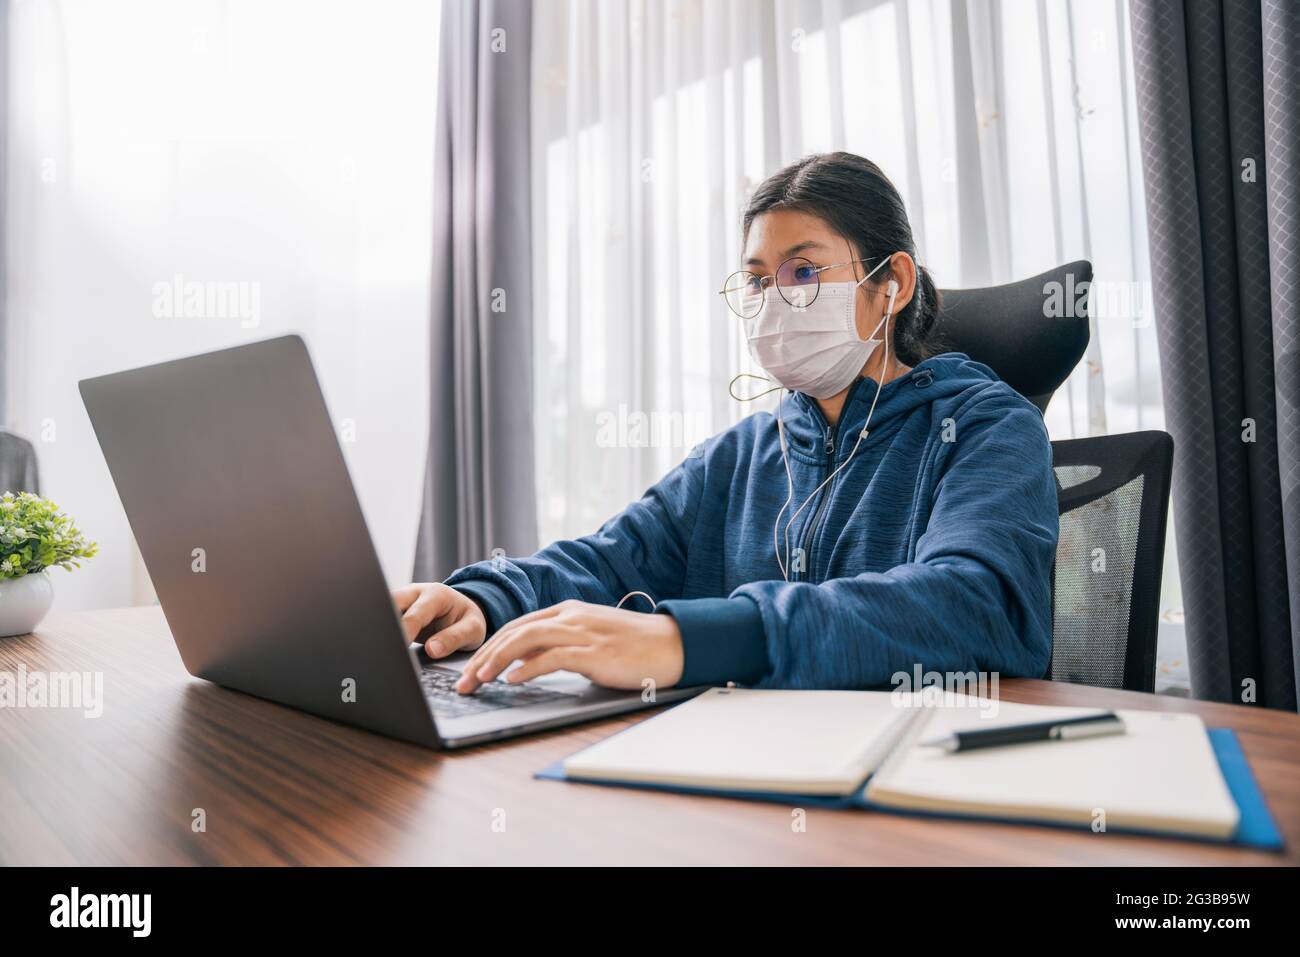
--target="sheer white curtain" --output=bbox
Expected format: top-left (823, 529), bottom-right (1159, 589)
top-left (531, 0), bottom-right (1159, 545)
top-left (6, 0), bottom-right (440, 610)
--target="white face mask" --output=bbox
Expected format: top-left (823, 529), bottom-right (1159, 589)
top-left (742, 274), bottom-right (891, 400)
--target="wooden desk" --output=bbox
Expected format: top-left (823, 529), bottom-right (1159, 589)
top-left (1, 606), bottom-right (1296, 865)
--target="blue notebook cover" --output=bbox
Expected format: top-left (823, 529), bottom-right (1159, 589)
top-left (536, 727), bottom-right (1284, 850)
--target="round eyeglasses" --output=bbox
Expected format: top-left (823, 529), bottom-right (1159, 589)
top-left (718, 256), bottom-right (880, 319)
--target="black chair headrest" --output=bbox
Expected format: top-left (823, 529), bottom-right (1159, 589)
top-left (932, 260), bottom-right (1092, 412)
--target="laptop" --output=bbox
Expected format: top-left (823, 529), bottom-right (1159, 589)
top-left (79, 334), bottom-right (701, 748)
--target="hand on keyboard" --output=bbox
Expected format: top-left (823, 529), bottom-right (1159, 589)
top-left (393, 582), bottom-right (487, 659)
top-left (418, 664), bottom-right (576, 718)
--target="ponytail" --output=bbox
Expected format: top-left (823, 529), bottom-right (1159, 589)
top-left (892, 263), bottom-right (943, 367)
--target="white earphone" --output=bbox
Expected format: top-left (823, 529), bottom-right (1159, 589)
top-left (772, 270), bottom-right (904, 580)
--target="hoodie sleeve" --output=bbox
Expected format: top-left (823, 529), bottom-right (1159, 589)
top-left (443, 451), bottom-right (705, 636)
top-left (656, 394), bottom-right (1058, 689)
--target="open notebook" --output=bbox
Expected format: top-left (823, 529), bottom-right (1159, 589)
top-left (547, 687), bottom-right (1277, 846)
top-left (563, 687), bottom-right (915, 795)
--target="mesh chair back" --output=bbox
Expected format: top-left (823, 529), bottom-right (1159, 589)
top-left (1050, 431), bottom-right (1173, 692)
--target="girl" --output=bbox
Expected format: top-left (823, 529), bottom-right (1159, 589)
top-left (394, 152), bottom-right (1058, 694)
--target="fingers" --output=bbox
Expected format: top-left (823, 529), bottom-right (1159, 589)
top-left (424, 617), bottom-right (484, 658)
top-left (462, 600), bottom-right (573, 675)
top-left (490, 601), bottom-right (568, 640)
top-left (391, 584), bottom-right (426, 613)
top-left (478, 624), bottom-right (582, 682)
top-left (501, 647), bottom-right (590, 685)
top-left (456, 622), bottom-right (587, 693)
top-left (399, 585), bottom-right (458, 643)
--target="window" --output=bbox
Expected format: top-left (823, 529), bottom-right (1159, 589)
top-left (6, 0), bottom-right (441, 607)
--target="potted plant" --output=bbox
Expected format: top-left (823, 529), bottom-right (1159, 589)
top-left (0, 491), bottom-right (98, 637)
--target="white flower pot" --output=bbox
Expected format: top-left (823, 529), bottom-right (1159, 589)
top-left (0, 571), bottom-right (55, 637)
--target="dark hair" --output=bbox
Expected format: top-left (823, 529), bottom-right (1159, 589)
top-left (742, 152), bottom-right (942, 367)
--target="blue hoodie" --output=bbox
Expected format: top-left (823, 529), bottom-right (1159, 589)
top-left (446, 353), bottom-right (1058, 689)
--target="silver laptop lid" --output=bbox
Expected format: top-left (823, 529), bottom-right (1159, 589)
top-left (80, 335), bottom-right (441, 748)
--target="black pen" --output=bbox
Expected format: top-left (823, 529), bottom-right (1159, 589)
top-left (921, 711), bottom-right (1126, 753)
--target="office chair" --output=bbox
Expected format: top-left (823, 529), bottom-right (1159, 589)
top-left (1049, 432), bottom-right (1173, 692)
top-left (934, 262), bottom-right (1173, 692)
top-left (933, 260), bottom-right (1091, 412)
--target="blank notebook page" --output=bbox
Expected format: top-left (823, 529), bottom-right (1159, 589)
top-left (866, 702), bottom-right (1241, 838)
top-left (562, 687), bottom-right (916, 795)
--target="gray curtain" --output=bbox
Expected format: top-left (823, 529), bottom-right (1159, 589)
top-left (413, 0), bottom-right (538, 580)
top-left (1129, 0), bottom-right (1299, 710)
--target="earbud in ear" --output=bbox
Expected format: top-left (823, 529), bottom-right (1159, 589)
top-left (885, 279), bottom-right (899, 316)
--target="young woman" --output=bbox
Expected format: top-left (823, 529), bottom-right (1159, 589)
top-left (394, 152), bottom-right (1058, 695)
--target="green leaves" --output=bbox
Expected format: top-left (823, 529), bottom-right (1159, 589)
top-left (0, 491), bottom-right (98, 580)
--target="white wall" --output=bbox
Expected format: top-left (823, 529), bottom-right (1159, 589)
top-left (6, 0), bottom-right (441, 610)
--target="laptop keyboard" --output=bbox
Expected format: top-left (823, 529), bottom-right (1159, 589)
top-left (418, 664), bottom-right (578, 719)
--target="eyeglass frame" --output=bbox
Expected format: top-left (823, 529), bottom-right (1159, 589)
top-left (717, 255), bottom-right (890, 319)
